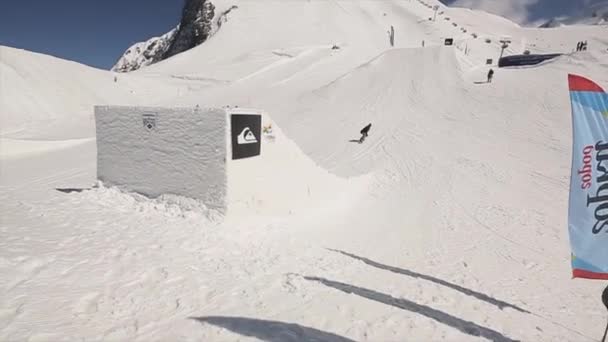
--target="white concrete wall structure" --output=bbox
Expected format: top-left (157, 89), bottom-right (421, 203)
top-left (95, 105), bottom-right (356, 217)
top-left (94, 105), bottom-right (227, 211)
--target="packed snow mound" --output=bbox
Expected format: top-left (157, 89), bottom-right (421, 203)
top-left (84, 183), bottom-right (225, 221)
top-left (225, 108), bottom-right (365, 218)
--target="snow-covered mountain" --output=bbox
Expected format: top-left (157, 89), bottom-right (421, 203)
top-left (112, 0), bottom-right (223, 73)
top-left (163, 0), bottom-right (216, 60)
top-left (111, 28), bottom-right (178, 73)
top-left (539, 2), bottom-right (608, 27)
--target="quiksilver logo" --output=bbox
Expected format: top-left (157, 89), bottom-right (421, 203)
top-left (142, 113), bottom-right (156, 131)
top-left (586, 141), bottom-right (608, 234)
top-left (237, 127), bottom-right (258, 145)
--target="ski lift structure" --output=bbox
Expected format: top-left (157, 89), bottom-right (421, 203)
top-left (499, 36), bottom-right (512, 60)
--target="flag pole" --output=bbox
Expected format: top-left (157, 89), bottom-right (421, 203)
top-left (602, 285), bottom-right (608, 342)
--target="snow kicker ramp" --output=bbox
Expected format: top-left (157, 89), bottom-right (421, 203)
top-left (94, 105), bottom-right (359, 218)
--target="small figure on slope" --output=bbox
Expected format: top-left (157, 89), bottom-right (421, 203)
top-left (359, 123), bottom-right (372, 143)
top-left (487, 68), bottom-right (494, 83)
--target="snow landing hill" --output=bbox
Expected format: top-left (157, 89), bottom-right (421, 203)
top-left (2, 0), bottom-right (608, 341)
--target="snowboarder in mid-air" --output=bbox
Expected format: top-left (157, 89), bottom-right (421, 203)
top-left (487, 68), bottom-right (494, 83)
top-left (359, 123), bottom-right (372, 143)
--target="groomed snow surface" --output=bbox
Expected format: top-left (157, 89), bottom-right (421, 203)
top-left (2, 0), bottom-right (608, 340)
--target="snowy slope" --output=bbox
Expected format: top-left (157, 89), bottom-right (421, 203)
top-left (0, 46), bottom-right (189, 140)
top-left (2, 0), bottom-right (608, 341)
top-left (140, 0), bottom-right (442, 80)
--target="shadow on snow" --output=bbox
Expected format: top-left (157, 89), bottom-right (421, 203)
top-left (190, 316), bottom-right (355, 342)
top-left (304, 276), bottom-right (518, 342)
top-left (328, 249), bottom-right (529, 313)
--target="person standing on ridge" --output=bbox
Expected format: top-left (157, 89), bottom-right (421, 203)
top-left (487, 68), bottom-right (494, 83)
top-left (359, 123), bottom-right (372, 143)
top-left (388, 26), bottom-right (395, 47)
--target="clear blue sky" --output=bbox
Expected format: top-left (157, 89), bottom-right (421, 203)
top-left (0, 0), bottom-right (182, 70)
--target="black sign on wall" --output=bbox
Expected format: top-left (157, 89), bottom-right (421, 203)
top-left (231, 114), bottom-right (262, 160)
top-left (444, 38), bottom-right (453, 46)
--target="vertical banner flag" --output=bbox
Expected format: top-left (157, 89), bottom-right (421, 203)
top-left (568, 74), bottom-right (608, 280)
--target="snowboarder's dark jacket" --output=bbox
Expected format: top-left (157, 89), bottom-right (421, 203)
top-left (361, 123), bottom-right (372, 135)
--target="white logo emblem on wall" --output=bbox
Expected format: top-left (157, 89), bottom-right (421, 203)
top-left (142, 113), bottom-right (156, 131)
top-left (237, 127), bottom-right (258, 144)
